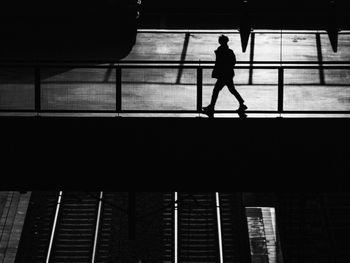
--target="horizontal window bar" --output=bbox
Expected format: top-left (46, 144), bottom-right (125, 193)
top-left (1, 61), bottom-right (350, 66)
top-left (2, 110), bottom-right (350, 114)
top-left (1, 65), bottom-right (350, 69)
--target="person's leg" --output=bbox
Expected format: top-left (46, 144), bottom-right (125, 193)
top-left (227, 79), bottom-right (247, 108)
top-left (207, 79), bottom-right (225, 110)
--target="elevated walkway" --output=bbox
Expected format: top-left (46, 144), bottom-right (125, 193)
top-left (1, 30), bottom-right (350, 117)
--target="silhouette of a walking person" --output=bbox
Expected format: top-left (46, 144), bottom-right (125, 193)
top-left (203, 35), bottom-right (247, 118)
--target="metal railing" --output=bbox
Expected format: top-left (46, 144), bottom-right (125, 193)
top-left (46, 191), bottom-right (62, 263)
top-left (92, 192), bottom-right (103, 263)
top-left (45, 191), bottom-right (104, 263)
top-left (1, 60), bottom-right (350, 116)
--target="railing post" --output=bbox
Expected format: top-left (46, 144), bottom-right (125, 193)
top-left (35, 68), bottom-right (41, 113)
top-left (278, 67), bottom-right (284, 114)
top-left (116, 66), bottom-right (122, 114)
top-left (215, 193), bottom-right (224, 263)
top-left (197, 67), bottom-right (203, 113)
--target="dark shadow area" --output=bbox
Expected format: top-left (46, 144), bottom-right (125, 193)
top-left (0, 117), bottom-right (348, 191)
top-left (0, 68), bottom-right (74, 82)
top-left (326, 0), bottom-right (339, 53)
top-left (0, 2), bottom-right (138, 83)
top-left (176, 32), bottom-right (190, 84)
top-left (0, 1), bottom-right (137, 62)
top-left (139, 0), bottom-right (350, 30)
top-left (316, 33), bottom-right (326, 84)
top-left (103, 65), bottom-right (114, 83)
top-left (15, 191), bottom-right (350, 263)
top-left (239, 1), bottom-right (252, 53)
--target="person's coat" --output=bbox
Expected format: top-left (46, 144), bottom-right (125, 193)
top-left (211, 45), bottom-right (236, 80)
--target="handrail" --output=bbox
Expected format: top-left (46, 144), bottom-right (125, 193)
top-left (1, 64), bottom-right (350, 69)
top-left (2, 110), bottom-right (350, 114)
top-left (45, 191), bottom-right (62, 263)
top-left (1, 60), bottom-right (350, 66)
top-left (215, 193), bottom-right (224, 263)
top-left (91, 191), bottom-right (103, 263)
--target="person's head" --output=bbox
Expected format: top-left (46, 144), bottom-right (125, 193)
top-left (218, 35), bottom-right (229, 46)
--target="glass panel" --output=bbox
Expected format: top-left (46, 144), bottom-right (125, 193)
top-left (282, 34), bottom-right (318, 61)
top-left (122, 68), bottom-right (196, 111)
top-left (41, 68), bottom-right (116, 111)
top-left (124, 32), bottom-right (251, 62)
top-left (0, 68), bottom-right (34, 110)
top-left (254, 33), bottom-right (281, 62)
top-left (320, 32), bottom-right (350, 61)
top-left (203, 68), bottom-right (278, 111)
top-left (284, 68), bottom-right (350, 111)
top-left (126, 33), bottom-right (194, 61)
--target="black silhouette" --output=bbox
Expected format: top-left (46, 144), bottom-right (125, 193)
top-left (203, 35), bottom-right (248, 118)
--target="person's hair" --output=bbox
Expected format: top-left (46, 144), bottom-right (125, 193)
top-left (218, 35), bottom-right (229, 45)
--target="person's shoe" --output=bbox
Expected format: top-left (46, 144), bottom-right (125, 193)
top-left (238, 111), bottom-right (247, 119)
top-left (237, 104), bottom-right (248, 111)
top-left (202, 105), bottom-right (214, 118)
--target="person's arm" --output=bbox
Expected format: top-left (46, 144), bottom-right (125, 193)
top-left (212, 50), bottom-right (219, 78)
top-left (214, 50), bottom-right (218, 65)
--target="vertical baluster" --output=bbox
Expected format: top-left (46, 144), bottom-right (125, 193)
top-left (35, 68), bottom-right (41, 114)
top-left (116, 66), bottom-right (122, 115)
top-left (278, 67), bottom-right (284, 114)
top-left (197, 67), bottom-right (203, 113)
